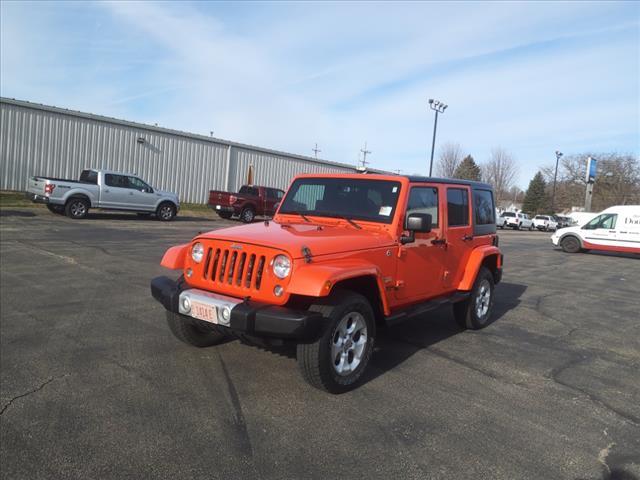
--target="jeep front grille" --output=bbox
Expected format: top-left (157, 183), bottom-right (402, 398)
top-left (202, 247), bottom-right (267, 291)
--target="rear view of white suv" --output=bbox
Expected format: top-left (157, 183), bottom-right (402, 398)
top-left (503, 211), bottom-right (534, 230)
top-left (533, 215), bottom-right (558, 231)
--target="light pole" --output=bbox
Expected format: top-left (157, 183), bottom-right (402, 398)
top-left (428, 98), bottom-right (447, 176)
top-left (551, 150), bottom-right (563, 213)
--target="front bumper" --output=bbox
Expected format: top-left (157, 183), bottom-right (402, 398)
top-left (25, 192), bottom-right (49, 204)
top-left (151, 276), bottom-right (324, 340)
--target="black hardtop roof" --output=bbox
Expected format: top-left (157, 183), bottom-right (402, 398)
top-left (406, 176), bottom-right (493, 190)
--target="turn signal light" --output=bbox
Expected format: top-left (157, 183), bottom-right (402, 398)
top-left (229, 195), bottom-right (238, 204)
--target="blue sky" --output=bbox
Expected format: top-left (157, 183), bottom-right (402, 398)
top-left (1, 1), bottom-right (638, 187)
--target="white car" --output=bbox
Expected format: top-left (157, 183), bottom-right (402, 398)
top-left (533, 215), bottom-right (558, 231)
top-left (496, 209), bottom-right (506, 229)
top-left (551, 205), bottom-right (640, 254)
top-left (502, 211), bottom-right (534, 230)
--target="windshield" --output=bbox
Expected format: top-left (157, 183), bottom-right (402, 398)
top-left (279, 178), bottom-right (401, 224)
top-left (503, 212), bottom-right (516, 217)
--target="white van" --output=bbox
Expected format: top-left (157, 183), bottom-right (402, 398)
top-left (551, 205), bottom-right (640, 254)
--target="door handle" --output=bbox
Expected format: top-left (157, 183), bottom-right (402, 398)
top-left (104, 189), bottom-right (110, 193)
top-left (129, 192), bottom-right (134, 195)
top-left (462, 234), bottom-right (474, 241)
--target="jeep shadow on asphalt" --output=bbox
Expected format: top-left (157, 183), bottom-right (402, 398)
top-left (362, 282), bottom-right (527, 386)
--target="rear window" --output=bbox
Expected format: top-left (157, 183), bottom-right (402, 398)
top-left (503, 212), bottom-right (516, 217)
top-left (80, 170), bottom-right (98, 184)
top-left (534, 215), bottom-right (547, 220)
top-left (239, 186), bottom-right (259, 196)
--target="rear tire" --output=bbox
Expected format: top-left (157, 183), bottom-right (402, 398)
top-left (297, 291), bottom-right (375, 393)
top-left (166, 311), bottom-right (227, 347)
top-left (65, 198), bottom-right (89, 219)
top-left (453, 267), bottom-right (495, 330)
top-left (240, 207), bottom-right (255, 223)
top-left (560, 235), bottom-right (581, 253)
top-left (157, 202), bottom-right (176, 221)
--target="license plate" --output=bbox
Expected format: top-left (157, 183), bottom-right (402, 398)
top-left (190, 301), bottom-right (217, 323)
top-left (215, 205), bottom-right (221, 210)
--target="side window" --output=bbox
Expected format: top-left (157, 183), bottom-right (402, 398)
top-left (266, 188), bottom-right (282, 200)
top-left (105, 174), bottom-right (127, 188)
top-left (588, 213), bottom-right (618, 229)
top-left (276, 190), bottom-right (284, 200)
top-left (128, 176), bottom-right (149, 191)
top-left (474, 189), bottom-right (495, 225)
top-left (407, 187), bottom-right (438, 227)
top-left (447, 188), bottom-right (469, 227)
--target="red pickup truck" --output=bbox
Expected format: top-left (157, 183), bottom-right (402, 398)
top-left (208, 185), bottom-right (285, 223)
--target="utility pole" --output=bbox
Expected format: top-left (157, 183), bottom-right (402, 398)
top-left (359, 142), bottom-right (371, 170)
top-left (551, 150), bottom-right (563, 213)
top-left (312, 143), bottom-right (321, 159)
top-left (428, 98), bottom-right (447, 177)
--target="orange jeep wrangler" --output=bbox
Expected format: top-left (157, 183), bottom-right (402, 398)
top-left (151, 174), bottom-right (503, 393)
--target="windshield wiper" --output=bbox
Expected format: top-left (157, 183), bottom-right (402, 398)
top-left (337, 215), bottom-right (362, 229)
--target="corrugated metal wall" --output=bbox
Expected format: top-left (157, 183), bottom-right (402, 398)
top-left (0, 98), bottom-right (359, 204)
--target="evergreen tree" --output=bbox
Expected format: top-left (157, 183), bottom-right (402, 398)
top-left (452, 155), bottom-right (481, 181)
top-left (522, 171), bottom-right (549, 215)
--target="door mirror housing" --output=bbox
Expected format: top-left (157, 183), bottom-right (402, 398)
top-left (401, 213), bottom-right (432, 244)
top-left (406, 213), bottom-right (432, 232)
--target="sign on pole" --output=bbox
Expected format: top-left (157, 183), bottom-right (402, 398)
top-left (586, 156), bottom-right (597, 183)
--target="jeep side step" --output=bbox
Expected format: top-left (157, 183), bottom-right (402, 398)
top-left (384, 292), bottom-right (471, 327)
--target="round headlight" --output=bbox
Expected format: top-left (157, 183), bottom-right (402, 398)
top-left (272, 255), bottom-right (291, 279)
top-left (191, 242), bottom-right (204, 263)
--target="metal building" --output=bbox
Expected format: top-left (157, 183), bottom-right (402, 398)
top-left (0, 97), bottom-right (369, 203)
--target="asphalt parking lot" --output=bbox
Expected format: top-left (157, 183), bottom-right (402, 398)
top-left (1, 208), bottom-right (639, 480)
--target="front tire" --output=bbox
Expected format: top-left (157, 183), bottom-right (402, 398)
top-left (217, 212), bottom-right (233, 220)
top-left (560, 235), bottom-right (581, 253)
top-left (157, 202), bottom-right (176, 221)
top-left (453, 267), bottom-right (495, 330)
top-left (65, 198), bottom-right (89, 219)
top-left (297, 291), bottom-right (375, 393)
top-left (166, 311), bottom-right (227, 347)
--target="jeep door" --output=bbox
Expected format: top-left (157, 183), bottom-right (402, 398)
top-left (442, 186), bottom-right (473, 291)
top-left (395, 184), bottom-right (445, 302)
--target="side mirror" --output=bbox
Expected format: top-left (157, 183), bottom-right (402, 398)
top-left (406, 213), bottom-right (432, 232)
top-left (401, 213), bottom-right (432, 244)
top-left (274, 202), bottom-right (280, 211)
top-left (144, 187), bottom-right (154, 194)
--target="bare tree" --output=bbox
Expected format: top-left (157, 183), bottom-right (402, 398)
top-left (434, 142), bottom-right (463, 178)
top-left (541, 153), bottom-right (640, 211)
top-left (481, 147), bottom-right (519, 204)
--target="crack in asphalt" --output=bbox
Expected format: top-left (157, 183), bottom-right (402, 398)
top-left (549, 356), bottom-right (640, 427)
top-left (0, 374), bottom-right (68, 416)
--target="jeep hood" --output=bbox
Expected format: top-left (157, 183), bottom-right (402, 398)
top-left (197, 221), bottom-right (395, 258)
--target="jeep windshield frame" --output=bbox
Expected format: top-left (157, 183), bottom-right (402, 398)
top-left (278, 177), bottom-right (402, 225)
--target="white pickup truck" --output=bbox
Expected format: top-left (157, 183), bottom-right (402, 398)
top-left (25, 169), bottom-right (180, 220)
